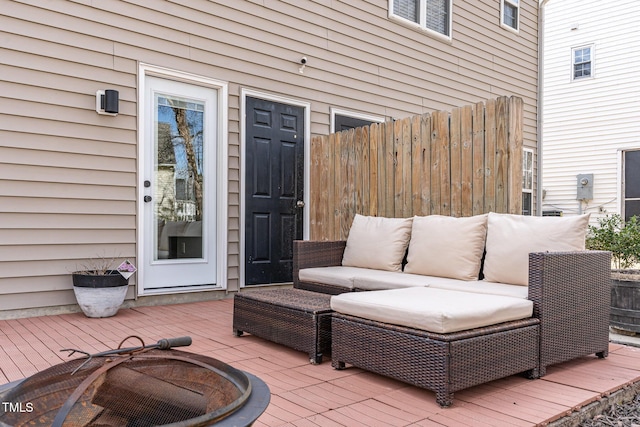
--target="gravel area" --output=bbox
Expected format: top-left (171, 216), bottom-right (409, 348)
top-left (549, 381), bottom-right (640, 427)
top-left (581, 392), bottom-right (640, 426)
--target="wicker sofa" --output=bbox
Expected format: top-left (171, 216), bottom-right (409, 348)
top-left (293, 213), bottom-right (611, 406)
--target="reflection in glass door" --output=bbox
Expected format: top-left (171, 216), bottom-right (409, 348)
top-left (142, 76), bottom-right (217, 292)
top-left (155, 95), bottom-right (204, 260)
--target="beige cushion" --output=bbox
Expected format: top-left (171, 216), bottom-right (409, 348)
top-left (330, 287), bottom-right (533, 334)
top-left (404, 214), bottom-right (487, 280)
top-left (352, 269), bottom-right (429, 290)
top-left (483, 213), bottom-right (590, 286)
top-left (342, 214), bottom-right (413, 272)
top-left (427, 277), bottom-right (529, 299)
top-left (298, 266), bottom-right (372, 290)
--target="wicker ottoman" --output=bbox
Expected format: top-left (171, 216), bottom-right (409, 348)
top-left (233, 288), bottom-right (332, 364)
top-left (332, 313), bottom-right (540, 407)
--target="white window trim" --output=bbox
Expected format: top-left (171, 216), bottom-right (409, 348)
top-left (500, 0), bottom-right (520, 33)
top-left (571, 44), bottom-right (595, 82)
top-left (330, 108), bottom-right (386, 133)
top-left (137, 63), bottom-right (229, 294)
top-left (523, 148), bottom-right (533, 215)
top-left (389, 0), bottom-right (453, 42)
top-left (618, 149), bottom-right (623, 215)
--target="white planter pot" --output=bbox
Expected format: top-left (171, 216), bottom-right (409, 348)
top-left (73, 285), bottom-right (128, 318)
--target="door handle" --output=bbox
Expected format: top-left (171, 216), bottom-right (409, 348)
top-left (144, 195), bottom-right (152, 203)
top-left (296, 200), bottom-right (305, 208)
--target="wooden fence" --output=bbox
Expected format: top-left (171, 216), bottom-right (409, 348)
top-left (309, 96), bottom-right (523, 240)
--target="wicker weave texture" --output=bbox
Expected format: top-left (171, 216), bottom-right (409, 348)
top-left (293, 240), bottom-right (349, 294)
top-left (331, 314), bottom-right (540, 407)
top-left (233, 289), bottom-right (332, 364)
top-left (293, 242), bottom-right (612, 401)
top-left (528, 251), bottom-right (611, 373)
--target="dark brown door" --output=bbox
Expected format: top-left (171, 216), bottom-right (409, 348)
top-left (245, 97), bottom-right (304, 285)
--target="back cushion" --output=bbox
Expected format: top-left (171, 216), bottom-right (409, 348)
top-left (483, 213), bottom-right (590, 286)
top-left (404, 214), bottom-right (488, 280)
top-left (342, 214), bottom-right (413, 272)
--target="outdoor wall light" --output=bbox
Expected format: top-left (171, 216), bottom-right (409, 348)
top-left (299, 56), bottom-right (307, 74)
top-left (95, 89), bottom-right (119, 116)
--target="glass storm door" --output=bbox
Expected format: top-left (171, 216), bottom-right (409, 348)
top-left (141, 76), bottom-right (217, 292)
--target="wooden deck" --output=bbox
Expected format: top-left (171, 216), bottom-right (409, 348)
top-left (1, 298), bottom-right (640, 426)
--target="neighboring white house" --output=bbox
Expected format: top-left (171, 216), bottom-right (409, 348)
top-left (541, 0), bottom-right (640, 221)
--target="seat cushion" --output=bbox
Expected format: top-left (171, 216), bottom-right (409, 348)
top-left (483, 213), bottom-right (590, 286)
top-left (353, 270), bottom-right (430, 291)
top-left (404, 214), bottom-right (487, 280)
top-left (301, 266), bottom-right (528, 298)
top-left (341, 214), bottom-right (413, 272)
top-left (330, 287), bottom-right (533, 334)
top-left (300, 267), bottom-right (421, 292)
top-left (298, 266), bottom-right (373, 290)
top-left (426, 277), bottom-right (529, 299)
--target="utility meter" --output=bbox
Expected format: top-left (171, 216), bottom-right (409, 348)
top-left (576, 174), bottom-right (594, 201)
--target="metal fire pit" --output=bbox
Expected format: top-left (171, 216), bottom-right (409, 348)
top-left (0, 337), bottom-right (270, 427)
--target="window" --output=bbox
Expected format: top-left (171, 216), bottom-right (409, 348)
top-left (572, 46), bottom-right (593, 80)
top-left (623, 150), bottom-right (640, 221)
top-left (501, 0), bottom-right (519, 32)
top-left (391, 0), bottom-right (452, 38)
top-left (331, 108), bottom-right (385, 133)
top-left (522, 149), bottom-right (533, 215)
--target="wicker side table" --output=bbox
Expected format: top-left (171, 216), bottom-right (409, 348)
top-left (233, 288), bottom-right (333, 364)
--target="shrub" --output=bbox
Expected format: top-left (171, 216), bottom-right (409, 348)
top-left (586, 214), bottom-right (640, 270)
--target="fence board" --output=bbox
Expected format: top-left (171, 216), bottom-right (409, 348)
top-left (495, 96), bottom-right (509, 213)
top-left (484, 99), bottom-right (497, 214)
top-left (401, 118), bottom-right (412, 217)
top-left (308, 96), bottom-right (524, 240)
top-left (420, 114), bottom-right (432, 216)
top-left (450, 107), bottom-right (462, 217)
top-left (411, 115), bottom-right (423, 216)
top-left (472, 102), bottom-right (485, 216)
top-left (461, 105), bottom-right (473, 218)
top-left (310, 135), bottom-right (323, 239)
top-left (436, 111), bottom-right (451, 216)
top-left (326, 133), bottom-right (336, 238)
top-left (508, 96), bottom-right (524, 215)
top-left (355, 126), bottom-right (365, 216)
top-left (369, 123), bottom-right (379, 217)
top-left (384, 121), bottom-right (395, 218)
top-left (393, 119), bottom-right (403, 218)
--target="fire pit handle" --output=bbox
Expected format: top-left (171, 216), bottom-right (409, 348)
top-left (157, 336), bottom-right (192, 349)
top-left (61, 336), bottom-right (194, 375)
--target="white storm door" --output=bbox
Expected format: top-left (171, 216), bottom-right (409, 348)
top-left (141, 76), bottom-right (217, 292)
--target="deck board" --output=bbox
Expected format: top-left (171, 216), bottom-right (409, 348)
top-left (1, 298), bottom-right (639, 426)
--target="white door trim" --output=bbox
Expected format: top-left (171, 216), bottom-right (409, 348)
top-left (239, 89), bottom-right (311, 288)
top-left (137, 63), bottom-right (228, 295)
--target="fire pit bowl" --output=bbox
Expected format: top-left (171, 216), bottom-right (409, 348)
top-left (0, 347), bottom-right (270, 427)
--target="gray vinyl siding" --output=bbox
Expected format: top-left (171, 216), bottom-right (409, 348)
top-left (0, 0), bottom-right (538, 314)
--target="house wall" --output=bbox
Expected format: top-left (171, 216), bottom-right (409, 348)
top-left (542, 0), bottom-right (640, 220)
top-left (0, 0), bottom-right (539, 316)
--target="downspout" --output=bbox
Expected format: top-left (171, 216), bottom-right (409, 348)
top-left (537, 0), bottom-right (551, 216)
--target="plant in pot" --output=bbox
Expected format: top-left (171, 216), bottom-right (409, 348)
top-left (72, 257), bottom-right (137, 318)
top-left (586, 214), bottom-right (640, 335)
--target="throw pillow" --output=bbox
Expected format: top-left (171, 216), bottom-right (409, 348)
top-left (404, 214), bottom-right (488, 280)
top-left (483, 212), bottom-right (590, 286)
top-left (342, 214), bottom-right (413, 272)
